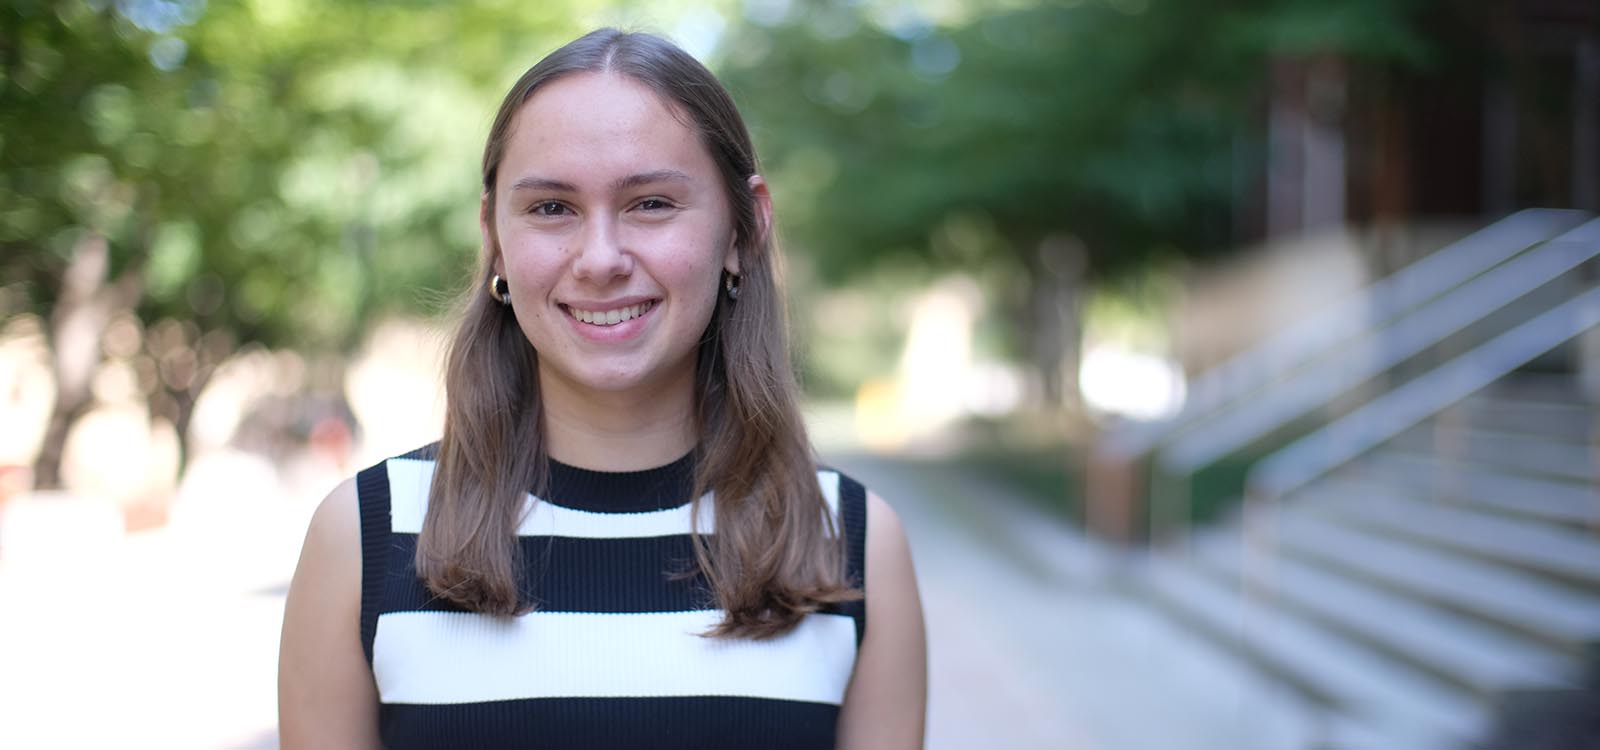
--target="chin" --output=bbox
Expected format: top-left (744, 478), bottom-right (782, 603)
top-left (584, 373), bottom-right (652, 393)
top-left (549, 361), bottom-right (690, 398)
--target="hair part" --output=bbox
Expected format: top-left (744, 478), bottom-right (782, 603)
top-left (420, 28), bottom-right (859, 638)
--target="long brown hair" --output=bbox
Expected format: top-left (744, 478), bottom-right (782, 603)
top-left (418, 28), bottom-right (859, 639)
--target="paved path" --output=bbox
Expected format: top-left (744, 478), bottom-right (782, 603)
top-left (0, 451), bottom-right (316, 750)
top-left (0, 449), bottom-right (1321, 749)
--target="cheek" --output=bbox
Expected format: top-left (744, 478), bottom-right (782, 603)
top-left (501, 236), bottom-right (565, 287)
top-left (657, 246), bottom-right (723, 303)
top-left (654, 220), bottom-right (734, 280)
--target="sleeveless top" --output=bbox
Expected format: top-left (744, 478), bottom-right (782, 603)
top-left (355, 445), bottom-right (868, 749)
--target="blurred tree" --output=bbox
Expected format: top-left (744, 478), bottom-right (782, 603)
top-left (720, 0), bottom-right (1432, 405)
top-left (1, 0), bottom-right (608, 486)
top-left (1, 0), bottom-right (1437, 487)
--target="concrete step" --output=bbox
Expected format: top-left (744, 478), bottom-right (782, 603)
top-left (1479, 374), bottom-right (1596, 406)
top-left (1455, 396), bottom-right (1597, 442)
top-left (1190, 526), bottom-right (1577, 700)
top-left (1266, 507), bottom-right (1600, 654)
top-left (1350, 454), bottom-right (1599, 530)
top-left (1384, 427), bottom-right (1599, 485)
top-left (1306, 479), bottom-right (1600, 589)
top-left (1137, 549), bottom-right (1484, 748)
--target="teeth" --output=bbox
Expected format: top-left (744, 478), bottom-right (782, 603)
top-left (568, 301), bottom-right (653, 326)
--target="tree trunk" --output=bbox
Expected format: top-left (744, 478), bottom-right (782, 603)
top-left (145, 326), bottom-right (235, 477)
top-left (32, 233), bottom-right (143, 490)
top-left (1024, 234), bottom-right (1087, 410)
top-left (31, 398), bottom-right (94, 491)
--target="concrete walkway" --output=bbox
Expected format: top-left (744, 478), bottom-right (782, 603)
top-left (0, 451), bottom-right (317, 750)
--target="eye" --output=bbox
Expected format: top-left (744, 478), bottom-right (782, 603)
top-left (530, 201), bottom-right (570, 217)
top-left (635, 198), bottom-right (674, 212)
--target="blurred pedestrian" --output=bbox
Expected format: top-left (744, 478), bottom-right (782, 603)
top-left (278, 28), bottom-right (925, 749)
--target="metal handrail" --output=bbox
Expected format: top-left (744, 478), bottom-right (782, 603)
top-left (1247, 275), bottom-right (1600, 501)
top-left (1098, 209), bottom-right (1589, 462)
top-left (1157, 217), bottom-right (1600, 475)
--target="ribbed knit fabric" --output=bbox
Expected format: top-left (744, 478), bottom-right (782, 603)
top-left (355, 444), bottom-right (868, 750)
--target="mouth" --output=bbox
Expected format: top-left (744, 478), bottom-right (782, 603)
top-left (560, 300), bottom-right (658, 327)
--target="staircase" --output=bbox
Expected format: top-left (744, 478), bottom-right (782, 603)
top-left (1135, 377), bottom-right (1600, 748)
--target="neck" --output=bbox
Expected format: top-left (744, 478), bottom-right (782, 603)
top-left (538, 367), bottom-right (697, 471)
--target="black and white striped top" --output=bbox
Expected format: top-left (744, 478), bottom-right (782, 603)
top-left (355, 445), bottom-right (868, 749)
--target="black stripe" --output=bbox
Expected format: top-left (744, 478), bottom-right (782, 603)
top-left (835, 470), bottom-right (869, 647)
top-left (368, 463), bottom-right (870, 630)
top-left (356, 462), bottom-right (394, 666)
top-left (374, 529), bottom-right (869, 620)
top-left (546, 451), bottom-right (696, 512)
top-left (376, 533), bottom-right (714, 614)
top-left (379, 695), bottom-right (839, 750)
top-left (391, 446), bottom-right (694, 512)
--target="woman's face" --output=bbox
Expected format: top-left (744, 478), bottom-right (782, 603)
top-left (485, 72), bottom-right (739, 401)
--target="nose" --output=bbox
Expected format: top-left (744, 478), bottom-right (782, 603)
top-left (570, 216), bottom-right (632, 283)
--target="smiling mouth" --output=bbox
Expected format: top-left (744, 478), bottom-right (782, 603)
top-left (561, 300), bottom-right (657, 326)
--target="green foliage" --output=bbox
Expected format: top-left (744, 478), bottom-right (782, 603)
top-left (0, 0), bottom-right (607, 352)
top-left (0, 0), bottom-right (1443, 383)
top-left (720, 0), bottom-right (1438, 285)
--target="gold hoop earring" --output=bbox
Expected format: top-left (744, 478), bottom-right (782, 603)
top-left (488, 274), bottom-right (511, 306)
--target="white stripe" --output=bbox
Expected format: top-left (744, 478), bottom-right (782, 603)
top-left (384, 458), bottom-right (436, 534)
top-left (372, 610), bottom-right (858, 705)
top-left (386, 459), bottom-right (844, 539)
top-left (385, 458), bottom-right (714, 537)
top-left (817, 470), bottom-right (841, 529)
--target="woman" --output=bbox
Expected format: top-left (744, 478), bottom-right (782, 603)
top-left (277, 28), bottom-right (926, 749)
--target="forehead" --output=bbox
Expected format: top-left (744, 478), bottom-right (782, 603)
top-left (499, 72), bottom-right (713, 190)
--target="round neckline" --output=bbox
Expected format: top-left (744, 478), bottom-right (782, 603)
top-left (542, 450), bottom-right (697, 513)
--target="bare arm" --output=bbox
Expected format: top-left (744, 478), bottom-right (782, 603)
top-left (278, 477), bottom-right (381, 749)
top-left (836, 491), bottom-right (928, 749)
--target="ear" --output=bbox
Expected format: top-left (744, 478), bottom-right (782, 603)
top-left (728, 175), bottom-right (773, 275)
top-left (480, 192), bottom-right (502, 276)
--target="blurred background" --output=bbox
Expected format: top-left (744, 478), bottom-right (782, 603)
top-left (2, 0), bottom-right (1598, 747)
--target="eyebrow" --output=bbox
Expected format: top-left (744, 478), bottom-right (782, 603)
top-left (508, 176), bottom-right (578, 193)
top-left (508, 169), bottom-right (693, 194)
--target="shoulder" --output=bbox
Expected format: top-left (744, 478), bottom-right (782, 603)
top-left (811, 466), bottom-right (919, 623)
top-left (279, 475), bottom-right (381, 748)
top-left (304, 475), bottom-right (362, 557)
top-left (812, 468), bottom-right (908, 555)
top-left (297, 443), bottom-right (436, 588)
top-left (861, 489), bottom-right (916, 606)
top-left (287, 476), bottom-right (364, 624)
top-left (863, 490), bottom-right (905, 545)
top-left (810, 467), bottom-right (914, 580)
top-left (835, 484), bottom-right (926, 749)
